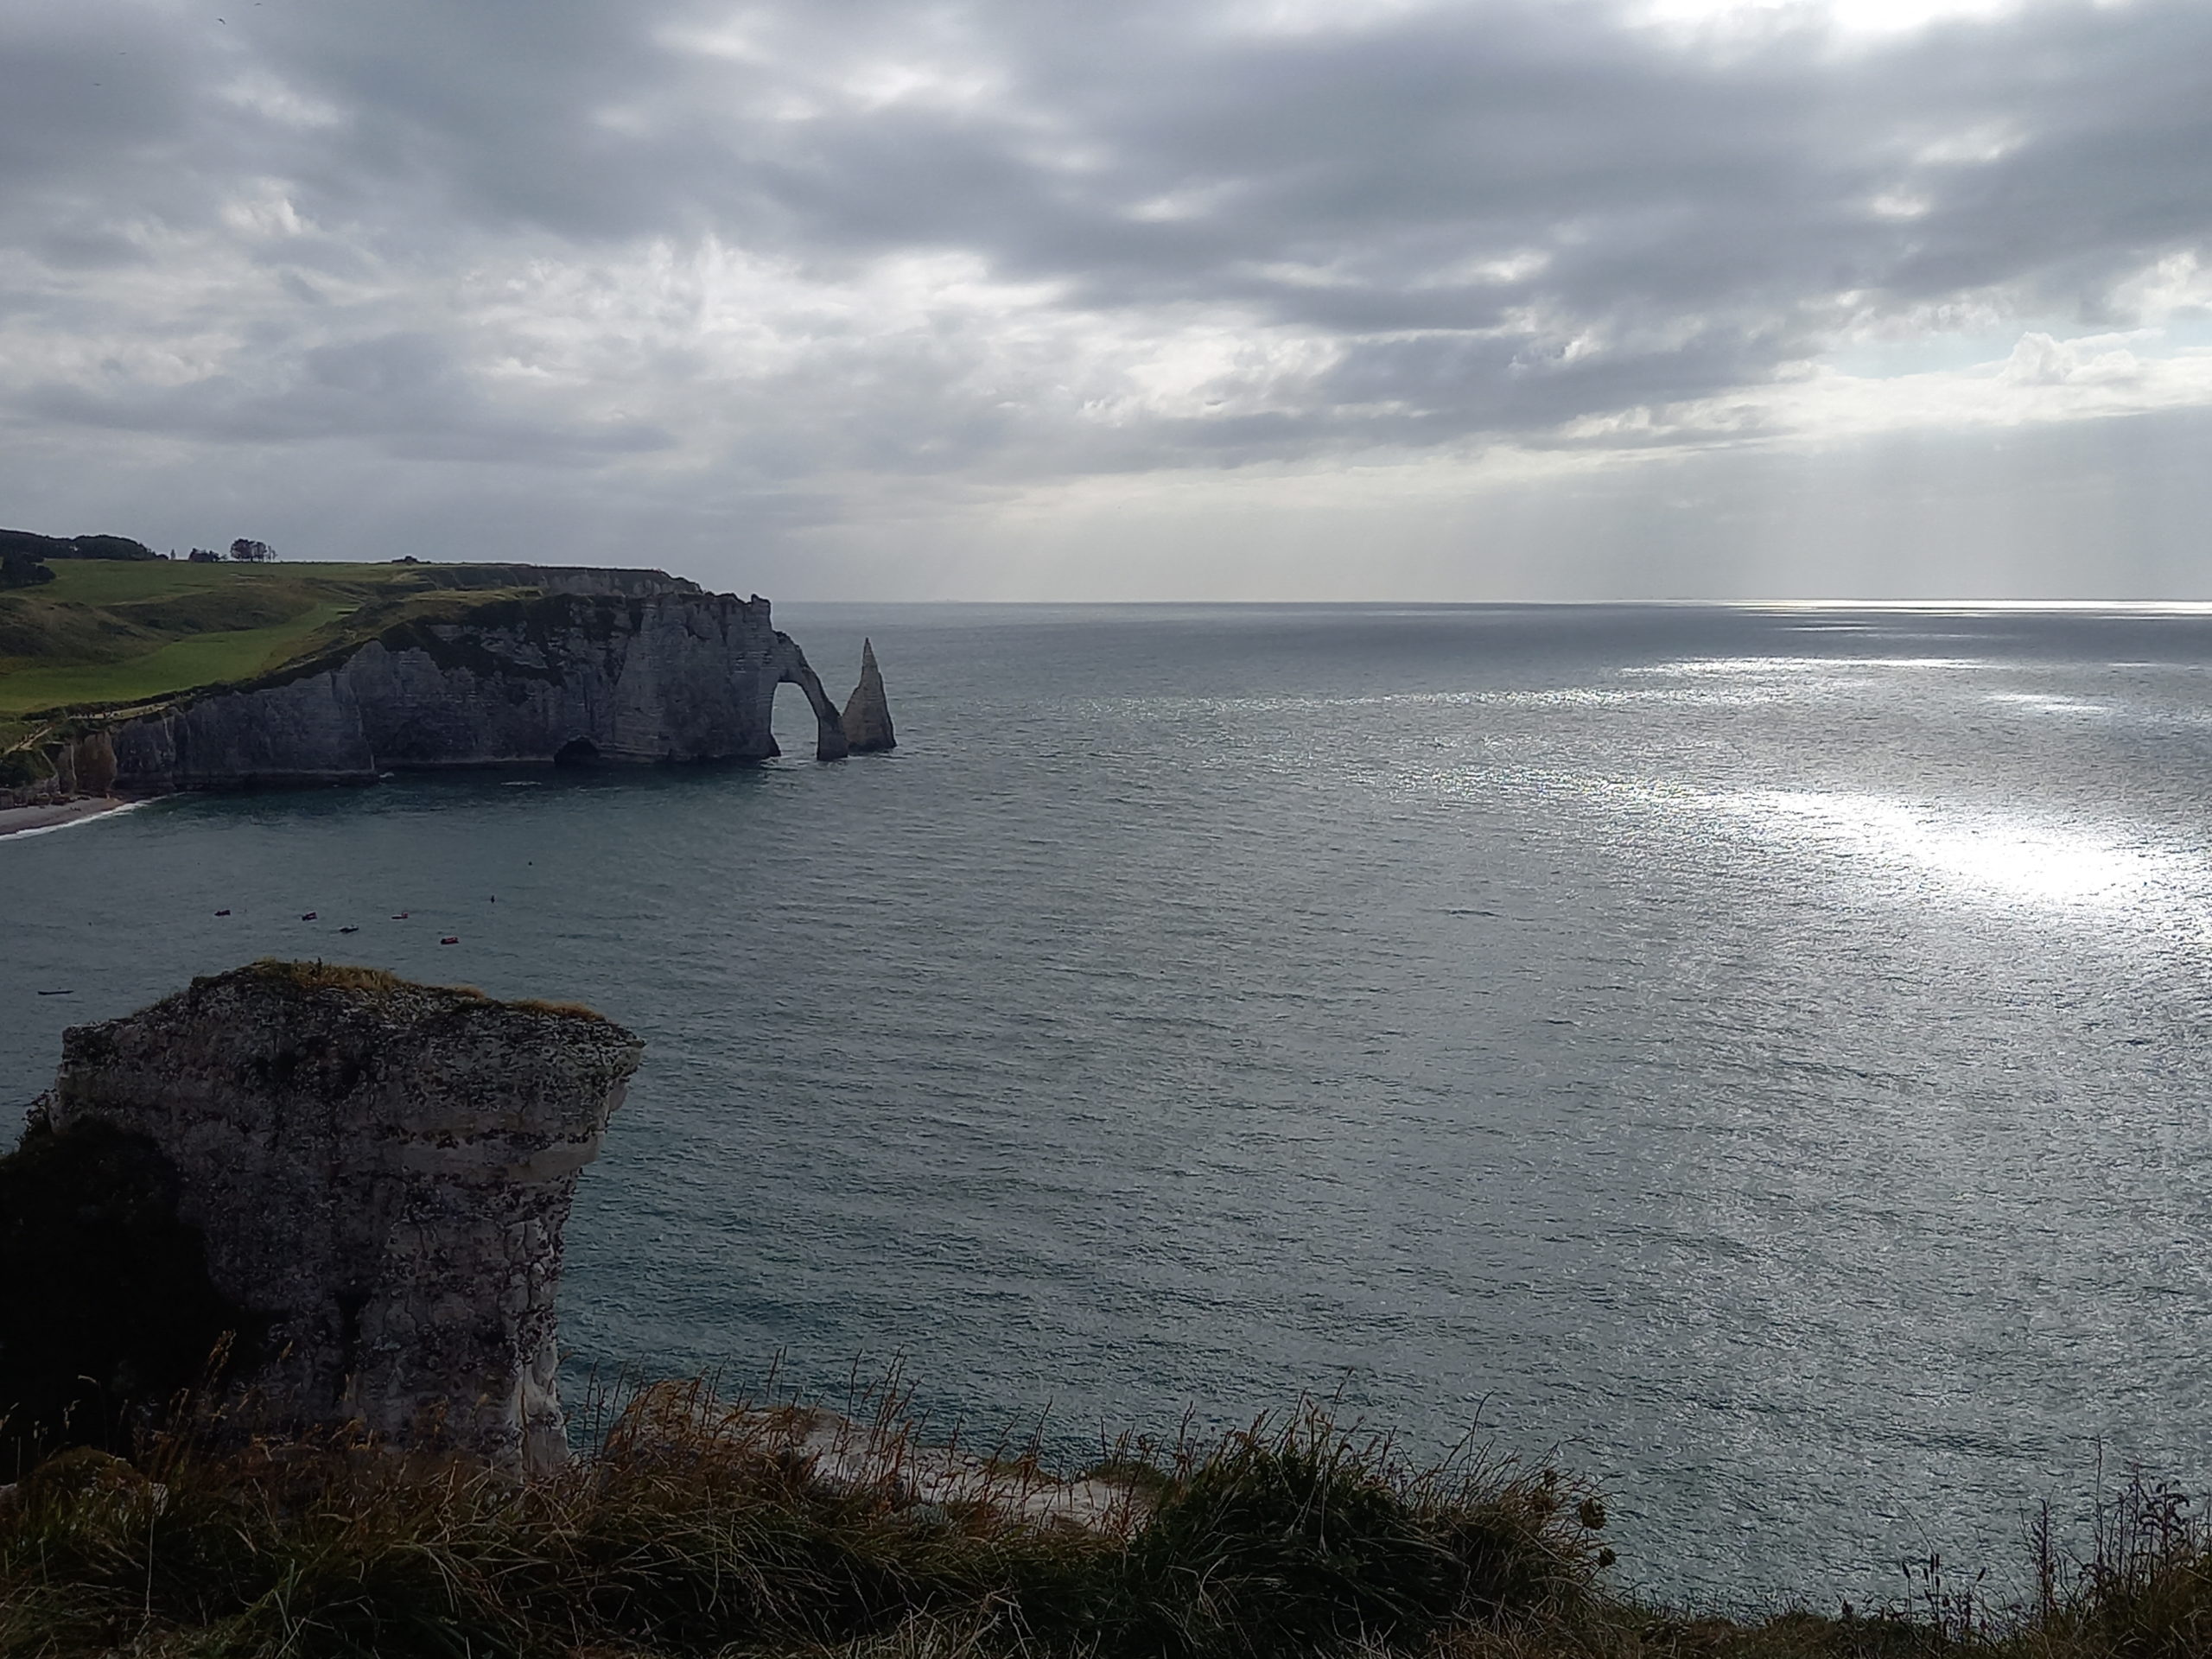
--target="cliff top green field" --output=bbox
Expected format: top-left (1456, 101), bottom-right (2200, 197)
top-left (0, 560), bottom-right (544, 741)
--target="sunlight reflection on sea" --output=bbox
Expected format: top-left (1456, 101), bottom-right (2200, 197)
top-left (4, 603), bottom-right (2209, 1612)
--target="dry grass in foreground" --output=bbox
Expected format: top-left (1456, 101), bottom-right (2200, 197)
top-left (0, 1380), bottom-right (2204, 1659)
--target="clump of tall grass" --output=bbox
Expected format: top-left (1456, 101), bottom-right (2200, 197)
top-left (1116, 1408), bottom-right (1605, 1658)
top-left (2024, 1468), bottom-right (2212, 1659)
top-left (0, 1381), bottom-right (1608, 1659)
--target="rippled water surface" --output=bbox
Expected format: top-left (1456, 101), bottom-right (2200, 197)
top-left (6, 603), bottom-right (2211, 1607)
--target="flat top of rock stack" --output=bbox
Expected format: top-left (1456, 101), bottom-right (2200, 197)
top-left (56, 960), bottom-right (643, 1148)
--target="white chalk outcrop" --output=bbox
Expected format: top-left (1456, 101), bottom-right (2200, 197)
top-left (102, 590), bottom-right (851, 791)
top-left (35, 963), bottom-right (644, 1475)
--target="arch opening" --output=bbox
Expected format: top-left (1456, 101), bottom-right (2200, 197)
top-left (770, 679), bottom-right (823, 760)
top-left (773, 661), bottom-right (849, 761)
top-left (552, 736), bottom-right (600, 767)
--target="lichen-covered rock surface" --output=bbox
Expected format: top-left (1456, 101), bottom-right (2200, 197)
top-left (102, 588), bottom-right (849, 791)
top-left (840, 637), bottom-right (897, 753)
top-left (32, 962), bottom-right (644, 1474)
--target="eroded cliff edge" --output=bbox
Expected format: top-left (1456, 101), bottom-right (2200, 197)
top-left (1, 962), bottom-right (642, 1475)
top-left (101, 588), bottom-right (853, 792)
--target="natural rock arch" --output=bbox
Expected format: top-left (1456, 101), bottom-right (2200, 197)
top-left (771, 648), bottom-right (849, 760)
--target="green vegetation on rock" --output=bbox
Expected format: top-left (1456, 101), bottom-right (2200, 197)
top-left (0, 560), bottom-right (554, 753)
top-left (4, 562), bottom-right (417, 709)
top-left (0, 600), bottom-right (357, 715)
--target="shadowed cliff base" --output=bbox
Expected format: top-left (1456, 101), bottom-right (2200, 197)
top-left (0, 1118), bottom-right (266, 1470)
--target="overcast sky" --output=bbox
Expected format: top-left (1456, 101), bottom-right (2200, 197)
top-left (3, 0), bottom-right (2210, 599)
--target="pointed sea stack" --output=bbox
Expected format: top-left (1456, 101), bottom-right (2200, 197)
top-left (841, 638), bottom-right (897, 753)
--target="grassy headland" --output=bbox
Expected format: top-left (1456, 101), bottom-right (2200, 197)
top-left (0, 561), bottom-right (513, 714)
top-left (0, 1381), bottom-right (2204, 1659)
top-left (0, 560), bottom-right (550, 753)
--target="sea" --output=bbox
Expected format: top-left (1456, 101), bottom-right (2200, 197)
top-left (4, 602), bottom-right (2210, 1611)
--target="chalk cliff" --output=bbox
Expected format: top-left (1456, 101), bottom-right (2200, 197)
top-left (104, 588), bottom-right (851, 792)
top-left (19, 963), bottom-right (642, 1474)
top-left (840, 638), bottom-right (897, 753)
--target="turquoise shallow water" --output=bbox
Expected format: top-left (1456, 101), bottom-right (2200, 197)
top-left (5, 602), bottom-right (2212, 1608)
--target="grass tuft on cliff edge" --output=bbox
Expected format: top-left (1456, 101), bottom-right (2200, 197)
top-left (0, 1381), bottom-right (2206, 1659)
top-left (235, 958), bottom-right (607, 1020)
top-left (0, 1389), bottom-right (1605, 1659)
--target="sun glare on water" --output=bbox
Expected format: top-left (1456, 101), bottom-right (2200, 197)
top-left (1719, 790), bottom-right (2194, 912)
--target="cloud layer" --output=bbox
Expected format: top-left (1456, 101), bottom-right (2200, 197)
top-left (3, 0), bottom-right (2210, 595)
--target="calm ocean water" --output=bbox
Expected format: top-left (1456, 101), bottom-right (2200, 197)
top-left (5, 603), bottom-right (2210, 1607)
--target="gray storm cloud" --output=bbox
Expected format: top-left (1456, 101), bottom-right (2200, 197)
top-left (1, 0), bottom-right (2209, 596)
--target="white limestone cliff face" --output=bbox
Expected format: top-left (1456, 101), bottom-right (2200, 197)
top-left (35, 963), bottom-right (644, 1475)
top-left (103, 590), bottom-right (850, 792)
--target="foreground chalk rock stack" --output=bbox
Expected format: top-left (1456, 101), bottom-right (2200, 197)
top-left (841, 638), bottom-right (897, 753)
top-left (34, 962), bottom-right (643, 1474)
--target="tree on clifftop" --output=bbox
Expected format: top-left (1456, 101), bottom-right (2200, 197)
top-left (229, 537), bottom-right (275, 563)
top-left (68, 533), bottom-right (157, 561)
top-left (0, 549), bottom-right (54, 588)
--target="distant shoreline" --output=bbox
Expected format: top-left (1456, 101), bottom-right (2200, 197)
top-left (0, 797), bottom-right (139, 841)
